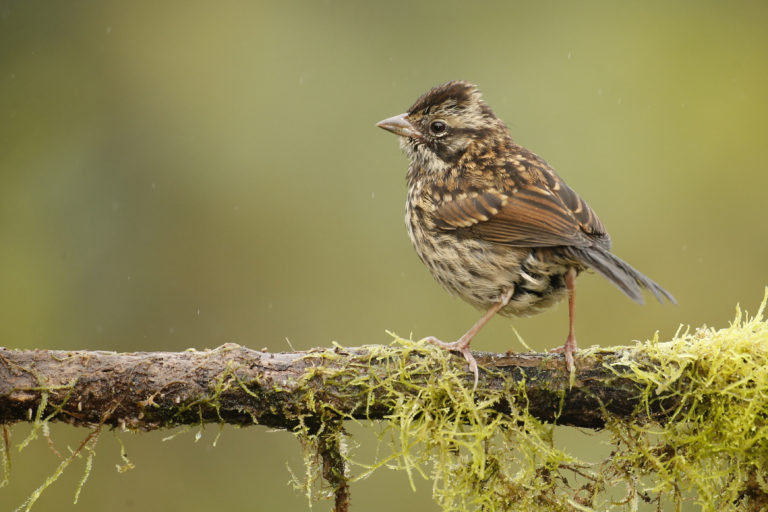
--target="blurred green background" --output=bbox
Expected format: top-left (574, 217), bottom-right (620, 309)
top-left (1, 0), bottom-right (767, 510)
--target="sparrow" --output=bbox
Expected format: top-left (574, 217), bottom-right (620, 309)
top-left (377, 80), bottom-right (675, 387)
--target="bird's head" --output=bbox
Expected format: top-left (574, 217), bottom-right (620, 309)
top-left (377, 81), bottom-right (506, 171)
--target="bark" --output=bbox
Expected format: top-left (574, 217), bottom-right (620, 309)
top-left (0, 344), bottom-right (660, 431)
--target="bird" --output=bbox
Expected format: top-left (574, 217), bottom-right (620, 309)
top-left (376, 80), bottom-right (675, 388)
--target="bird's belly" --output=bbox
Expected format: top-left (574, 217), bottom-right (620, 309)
top-left (407, 223), bottom-right (571, 316)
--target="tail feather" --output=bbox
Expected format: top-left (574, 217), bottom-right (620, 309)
top-left (566, 246), bottom-right (676, 305)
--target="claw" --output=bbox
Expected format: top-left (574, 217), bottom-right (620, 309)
top-left (459, 346), bottom-right (479, 390)
top-left (549, 341), bottom-right (576, 372)
top-left (424, 336), bottom-right (479, 390)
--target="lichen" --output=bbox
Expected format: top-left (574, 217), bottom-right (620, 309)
top-left (296, 289), bottom-right (768, 511)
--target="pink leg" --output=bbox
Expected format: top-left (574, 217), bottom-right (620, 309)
top-left (425, 288), bottom-right (514, 390)
top-left (550, 267), bottom-right (578, 371)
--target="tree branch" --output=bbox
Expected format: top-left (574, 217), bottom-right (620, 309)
top-left (0, 343), bottom-right (660, 431)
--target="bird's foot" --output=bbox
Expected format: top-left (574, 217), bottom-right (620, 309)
top-left (423, 335), bottom-right (479, 390)
top-left (420, 288), bottom-right (513, 391)
top-left (549, 337), bottom-right (577, 372)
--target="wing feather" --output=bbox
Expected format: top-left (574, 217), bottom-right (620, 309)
top-left (433, 178), bottom-right (610, 249)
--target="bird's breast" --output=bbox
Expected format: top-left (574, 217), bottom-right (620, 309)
top-left (405, 187), bottom-right (571, 316)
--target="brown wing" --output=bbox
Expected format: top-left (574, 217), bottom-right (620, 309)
top-left (537, 166), bottom-right (610, 247)
top-left (434, 179), bottom-right (611, 250)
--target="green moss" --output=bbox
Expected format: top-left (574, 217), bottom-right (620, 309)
top-left (297, 289), bottom-right (768, 511)
top-left (607, 290), bottom-right (768, 511)
top-left (7, 291), bottom-right (768, 511)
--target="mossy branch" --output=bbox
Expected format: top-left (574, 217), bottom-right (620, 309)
top-left (3, 291), bottom-right (768, 512)
top-left (0, 342), bottom-right (671, 430)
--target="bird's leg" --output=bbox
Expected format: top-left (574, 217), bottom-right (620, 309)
top-left (424, 288), bottom-right (514, 389)
top-left (549, 267), bottom-right (578, 371)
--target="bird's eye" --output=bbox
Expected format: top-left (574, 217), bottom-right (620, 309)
top-left (429, 120), bottom-right (447, 136)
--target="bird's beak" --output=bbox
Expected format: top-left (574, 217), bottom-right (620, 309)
top-left (376, 113), bottom-right (422, 139)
